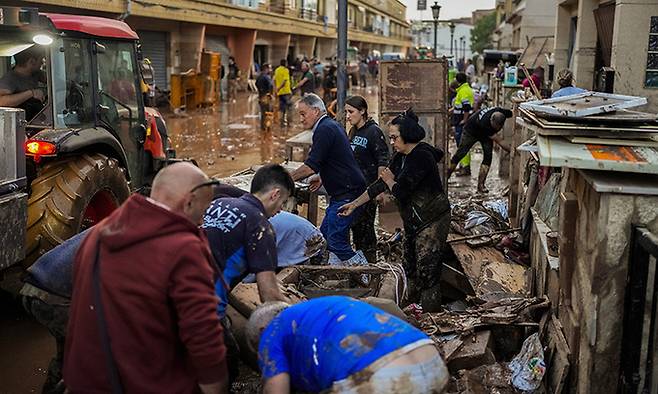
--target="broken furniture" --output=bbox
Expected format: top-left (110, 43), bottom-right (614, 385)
top-left (514, 94), bottom-right (658, 393)
top-left (284, 130), bottom-right (312, 161)
top-left (219, 161), bottom-right (321, 225)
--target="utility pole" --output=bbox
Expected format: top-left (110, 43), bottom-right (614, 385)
top-left (337, 0), bottom-right (347, 123)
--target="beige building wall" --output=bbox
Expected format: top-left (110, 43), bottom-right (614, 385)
top-left (519, 0), bottom-right (557, 45)
top-left (611, 0), bottom-right (658, 113)
top-left (554, 0), bottom-right (658, 112)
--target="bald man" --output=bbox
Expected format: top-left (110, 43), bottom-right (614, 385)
top-left (448, 107), bottom-right (512, 193)
top-left (63, 163), bottom-right (228, 394)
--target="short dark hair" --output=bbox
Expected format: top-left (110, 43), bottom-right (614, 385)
top-left (15, 46), bottom-right (43, 67)
top-left (455, 72), bottom-right (468, 84)
top-left (391, 108), bottom-right (425, 144)
top-left (251, 164), bottom-right (295, 195)
top-left (345, 95), bottom-right (368, 115)
top-left (280, 59), bottom-right (287, 66)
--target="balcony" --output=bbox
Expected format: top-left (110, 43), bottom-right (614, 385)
top-left (299, 8), bottom-right (318, 21)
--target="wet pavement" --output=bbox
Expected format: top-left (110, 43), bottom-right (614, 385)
top-left (165, 85), bottom-right (380, 178)
top-left (0, 292), bottom-right (52, 393)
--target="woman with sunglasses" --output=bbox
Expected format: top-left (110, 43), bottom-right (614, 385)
top-left (345, 95), bottom-right (389, 264)
top-left (339, 109), bottom-right (450, 312)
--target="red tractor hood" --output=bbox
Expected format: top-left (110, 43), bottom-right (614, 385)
top-left (43, 13), bottom-right (139, 40)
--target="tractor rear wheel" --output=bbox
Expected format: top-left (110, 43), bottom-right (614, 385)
top-left (24, 153), bottom-right (129, 266)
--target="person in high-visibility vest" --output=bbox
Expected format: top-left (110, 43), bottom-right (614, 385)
top-left (451, 73), bottom-right (475, 176)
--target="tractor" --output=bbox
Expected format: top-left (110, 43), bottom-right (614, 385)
top-left (0, 7), bottom-right (173, 275)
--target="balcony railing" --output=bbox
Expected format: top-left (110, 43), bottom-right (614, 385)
top-left (299, 8), bottom-right (318, 21)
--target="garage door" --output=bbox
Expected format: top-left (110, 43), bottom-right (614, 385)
top-left (137, 30), bottom-right (168, 90)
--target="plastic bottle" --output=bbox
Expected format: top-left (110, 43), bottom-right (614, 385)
top-left (504, 66), bottom-right (518, 86)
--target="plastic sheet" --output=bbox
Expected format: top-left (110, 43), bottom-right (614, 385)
top-left (509, 333), bottom-right (546, 391)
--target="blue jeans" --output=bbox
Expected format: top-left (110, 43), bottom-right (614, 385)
top-left (321, 198), bottom-right (361, 261)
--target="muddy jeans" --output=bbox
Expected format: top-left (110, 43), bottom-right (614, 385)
top-left (22, 296), bottom-right (69, 394)
top-left (350, 200), bottom-right (377, 264)
top-left (451, 129), bottom-right (494, 167)
top-left (258, 95), bottom-right (273, 130)
top-left (404, 212), bottom-right (451, 312)
top-left (329, 340), bottom-right (449, 394)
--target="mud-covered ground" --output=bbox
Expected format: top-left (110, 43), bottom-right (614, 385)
top-left (0, 81), bottom-right (509, 393)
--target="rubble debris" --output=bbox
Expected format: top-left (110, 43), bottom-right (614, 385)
top-left (441, 330), bottom-right (496, 373)
top-left (448, 238), bottom-right (530, 297)
top-left (415, 296), bottom-right (549, 336)
top-left (451, 198), bottom-right (511, 237)
top-left (447, 362), bottom-right (515, 394)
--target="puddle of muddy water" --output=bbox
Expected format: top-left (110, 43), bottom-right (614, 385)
top-left (165, 88), bottom-right (380, 178)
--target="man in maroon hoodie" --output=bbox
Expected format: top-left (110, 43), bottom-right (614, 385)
top-left (63, 162), bottom-right (228, 393)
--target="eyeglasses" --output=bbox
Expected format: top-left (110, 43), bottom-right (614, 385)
top-left (389, 134), bottom-right (400, 141)
top-left (189, 178), bottom-right (221, 194)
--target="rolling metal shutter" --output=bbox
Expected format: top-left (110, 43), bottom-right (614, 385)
top-left (137, 30), bottom-right (168, 89)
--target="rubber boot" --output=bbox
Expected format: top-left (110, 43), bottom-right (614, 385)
top-left (477, 164), bottom-right (490, 194)
top-left (420, 283), bottom-right (442, 313)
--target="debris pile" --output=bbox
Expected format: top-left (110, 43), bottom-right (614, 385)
top-left (405, 296), bottom-right (558, 393)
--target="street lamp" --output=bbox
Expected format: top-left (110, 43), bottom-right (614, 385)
top-left (431, 2), bottom-right (441, 59)
top-left (449, 21), bottom-right (456, 56)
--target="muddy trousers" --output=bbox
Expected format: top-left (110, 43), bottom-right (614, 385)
top-left (22, 297), bottom-right (68, 394)
top-left (403, 213), bottom-right (451, 313)
top-left (221, 316), bottom-right (240, 385)
top-left (258, 96), bottom-right (273, 130)
top-left (451, 129), bottom-right (493, 167)
top-left (350, 200), bottom-right (378, 264)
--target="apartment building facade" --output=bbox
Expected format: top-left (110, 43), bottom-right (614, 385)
top-left (16, 0), bottom-right (411, 89)
top-left (554, 0), bottom-right (658, 113)
top-left (494, 0), bottom-right (557, 51)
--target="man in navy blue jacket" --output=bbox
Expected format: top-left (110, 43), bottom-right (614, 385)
top-left (290, 93), bottom-right (367, 264)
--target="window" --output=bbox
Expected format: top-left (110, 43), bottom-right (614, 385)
top-left (52, 38), bottom-right (94, 128)
top-left (96, 41), bottom-right (141, 133)
top-left (645, 16), bottom-right (658, 88)
top-left (230, 0), bottom-right (259, 9)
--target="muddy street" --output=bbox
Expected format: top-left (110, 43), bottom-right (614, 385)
top-left (165, 86), bottom-right (380, 178)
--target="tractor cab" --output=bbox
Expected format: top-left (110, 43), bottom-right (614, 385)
top-left (0, 7), bottom-right (171, 266)
top-left (0, 7), bottom-right (166, 187)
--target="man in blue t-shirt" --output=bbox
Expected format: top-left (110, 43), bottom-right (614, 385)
top-left (247, 296), bottom-right (449, 393)
top-left (290, 93), bottom-right (367, 265)
top-left (202, 164), bottom-right (294, 317)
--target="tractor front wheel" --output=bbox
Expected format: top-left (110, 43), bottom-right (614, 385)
top-left (24, 153), bottom-right (129, 266)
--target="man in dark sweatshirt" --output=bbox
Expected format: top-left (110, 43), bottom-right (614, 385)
top-left (290, 93), bottom-right (367, 264)
top-left (64, 162), bottom-right (227, 393)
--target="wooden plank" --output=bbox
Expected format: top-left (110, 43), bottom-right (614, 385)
top-left (446, 330), bottom-right (496, 373)
top-left (307, 192), bottom-right (319, 225)
top-left (542, 314), bottom-right (571, 394)
top-left (558, 190), bottom-right (578, 305)
top-left (448, 235), bottom-right (529, 297)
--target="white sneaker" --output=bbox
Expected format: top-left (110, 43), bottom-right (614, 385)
top-left (328, 252), bottom-right (343, 265)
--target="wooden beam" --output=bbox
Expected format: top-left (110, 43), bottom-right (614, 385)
top-left (558, 190), bottom-right (578, 306)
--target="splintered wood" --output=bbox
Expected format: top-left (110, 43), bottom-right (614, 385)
top-left (417, 296), bottom-right (550, 336)
top-left (448, 235), bottom-right (529, 298)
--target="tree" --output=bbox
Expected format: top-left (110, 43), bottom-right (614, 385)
top-left (470, 13), bottom-right (497, 55)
